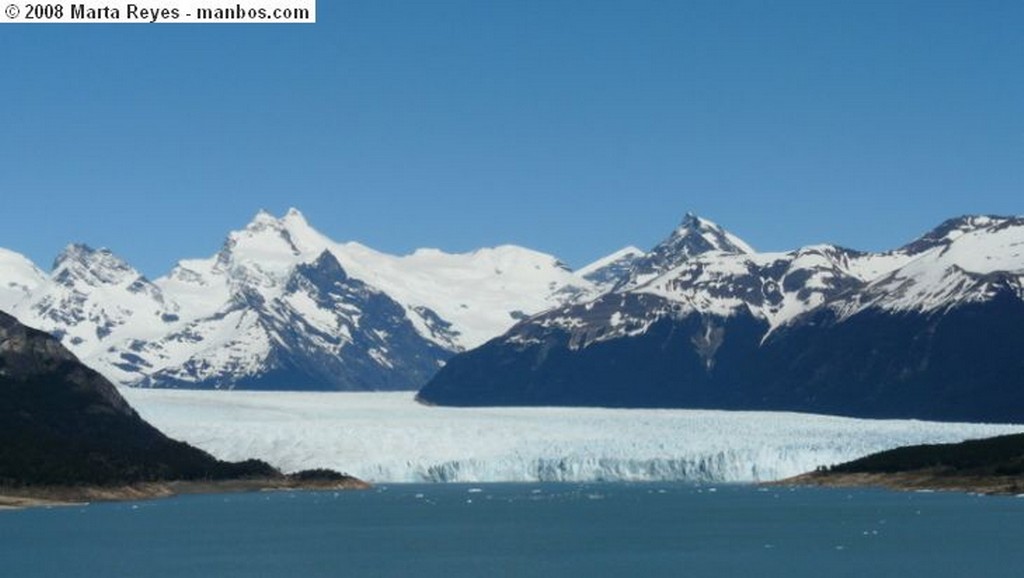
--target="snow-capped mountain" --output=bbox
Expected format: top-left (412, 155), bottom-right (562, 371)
top-left (418, 213), bottom-right (1024, 422)
top-left (17, 245), bottom-right (181, 360)
top-left (0, 209), bottom-right (599, 390)
top-left (155, 209), bottom-right (595, 352)
top-left (129, 250), bottom-right (451, 390)
top-left (618, 213), bottom-right (755, 290)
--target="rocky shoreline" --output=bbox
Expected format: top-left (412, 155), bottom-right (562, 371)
top-left (773, 470), bottom-right (1024, 496)
top-left (772, 432), bottom-right (1024, 496)
top-left (0, 475), bottom-right (371, 511)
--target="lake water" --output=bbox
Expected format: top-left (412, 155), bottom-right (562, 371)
top-left (2, 483), bottom-right (1022, 577)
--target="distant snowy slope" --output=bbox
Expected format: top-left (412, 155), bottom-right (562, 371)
top-left (331, 242), bottom-right (594, 350)
top-left (123, 389), bottom-right (1024, 483)
top-left (577, 246), bottom-right (645, 292)
top-left (0, 247), bottom-right (46, 314)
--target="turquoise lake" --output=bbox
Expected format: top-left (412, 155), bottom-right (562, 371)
top-left (2, 483), bottom-right (1022, 577)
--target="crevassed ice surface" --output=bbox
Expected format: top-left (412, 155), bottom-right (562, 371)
top-left (123, 390), bottom-right (1024, 484)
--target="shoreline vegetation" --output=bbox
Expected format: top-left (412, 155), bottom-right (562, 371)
top-left (775, 433), bottom-right (1024, 496)
top-left (0, 470), bottom-right (370, 511)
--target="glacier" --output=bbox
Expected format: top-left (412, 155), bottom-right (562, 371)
top-left (122, 389), bottom-right (1024, 484)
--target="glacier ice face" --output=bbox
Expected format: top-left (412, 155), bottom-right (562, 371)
top-left (122, 390), bottom-right (1024, 484)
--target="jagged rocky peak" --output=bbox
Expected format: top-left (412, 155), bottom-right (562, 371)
top-left (653, 213), bottom-right (754, 262)
top-left (620, 213), bottom-right (754, 288)
top-left (290, 249), bottom-right (349, 290)
top-left (51, 243), bottom-right (147, 288)
top-left (668, 213), bottom-right (755, 255)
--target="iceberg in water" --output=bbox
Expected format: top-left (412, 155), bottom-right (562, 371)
top-left (123, 390), bottom-right (1024, 484)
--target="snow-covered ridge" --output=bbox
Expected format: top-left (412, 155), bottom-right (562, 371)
top-left (827, 216), bottom-right (1024, 318)
top-left (123, 390), bottom-right (1024, 483)
top-left (508, 213), bottom-right (1024, 351)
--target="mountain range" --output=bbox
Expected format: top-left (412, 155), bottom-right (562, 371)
top-left (2, 209), bottom-right (1022, 422)
top-left (418, 214), bottom-right (1024, 422)
top-left (0, 209), bottom-right (597, 390)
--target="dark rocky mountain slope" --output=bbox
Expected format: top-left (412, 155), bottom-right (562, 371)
top-left (0, 311), bottom-right (274, 486)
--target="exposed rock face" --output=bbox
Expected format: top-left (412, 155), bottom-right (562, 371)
top-left (0, 310), bottom-right (134, 417)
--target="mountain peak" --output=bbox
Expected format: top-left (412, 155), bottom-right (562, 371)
top-left (616, 214), bottom-right (754, 289)
top-left (677, 212), bottom-right (707, 229)
top-left (54, 242), bottom-right (99, 265)
top-left (670, 213), bottom-right (753, 252)
top-left (246, 208), bottom-right (312, 231)
top-left (219, 211), bottom-right (306, 271)
top-left (52, 244), bottom-right (138, 286)
top-left (251, 209), bottom-right (277, 224)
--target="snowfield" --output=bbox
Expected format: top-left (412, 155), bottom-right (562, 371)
top-left (122, 389), bottom-right (1024, 484)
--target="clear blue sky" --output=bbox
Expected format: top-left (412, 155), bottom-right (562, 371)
top-left (1, 1), bottom-right (1021, 276)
